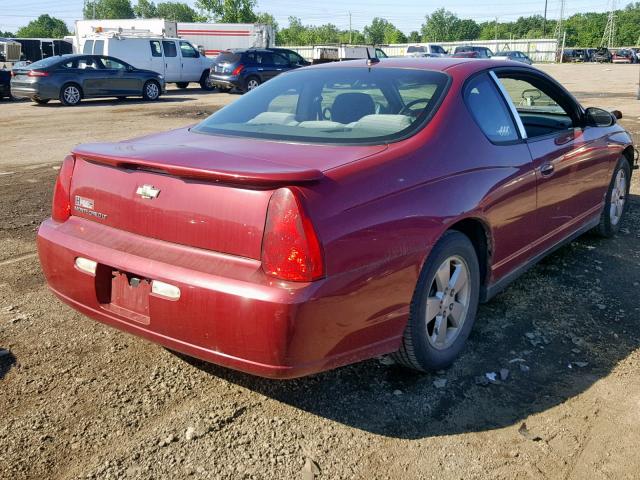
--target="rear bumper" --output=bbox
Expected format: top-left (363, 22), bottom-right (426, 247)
top-left (208, 74), bottom-right (241, 90)
top-left (37, 217), bottom-right (404, 378)
top-left (10, 79), bottom-right (58, 99)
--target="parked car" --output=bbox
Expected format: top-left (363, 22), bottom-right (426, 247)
top-left (560, 48), bottom-right (588, 62)
top-left (10, 54), bottom-right (165, 106)
top-left (612, 49), bottom-right (635, 63)
top-left (492, 50), bottom-right (533, 64)
top-left (38, 58), bottom-right (635, 378)
top-left (404, 44), bottom-right (447, 57)
top-left (593, 47), bottom-right (612, 63)
top-left (309, 45), bottom-right (387, 64)
top-left (81, 35), bottom-right (215, 90)
top-left (585, 48), bottom-right (598, 62)
top-left (208, 48), bottom-right (306, 92)
top-left (452, 45), bottom-right (494, 58)
top-left (0, 69), bottom-right (11, 99)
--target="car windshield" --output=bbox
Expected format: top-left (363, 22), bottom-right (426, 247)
top-left (193, 67), bottom-right (449, 144)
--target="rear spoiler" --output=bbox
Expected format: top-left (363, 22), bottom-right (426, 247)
top-left (72, 143), bottom-right (324, 186)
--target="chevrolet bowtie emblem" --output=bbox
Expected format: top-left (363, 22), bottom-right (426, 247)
top-left (136, 184), bottom-right (161, 199)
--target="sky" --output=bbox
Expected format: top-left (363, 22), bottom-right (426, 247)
top-left (1, 0), bottom-right (615, 35)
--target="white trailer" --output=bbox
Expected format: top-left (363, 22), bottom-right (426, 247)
top-left (176, 23), bottom-right (274, 57)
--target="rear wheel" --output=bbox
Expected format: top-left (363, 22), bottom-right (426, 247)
top-left (59, 84), bottom-right (82, 106)
top-left (244, 76), bottom-right (260, 92)
top-left (176, 82), bottom-right (189, 89)
top-left (596, 156), bottom-right (631, 237)
top-left (32, 97), bottom-right (50, 105)
top-left (142, 80), bottom-right (160, 101)
top-left (392, 231), bottom-right (480, 372)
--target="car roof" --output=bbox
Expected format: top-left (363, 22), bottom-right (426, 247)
top-left (305, 57), bottom-right (525, 74)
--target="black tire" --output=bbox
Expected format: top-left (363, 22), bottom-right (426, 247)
top-left (142, 80), bottom-right (160, 101)
top-left (595, 156), bottom-right (631, 237)
top-left (59, 83), bottom-right (82, 106)
top-left (199, 71), bottom-right (215, 91)
top-left (244, 76), bottom-right (261, 93)
top-left (392, 231), bottom-right (480, 372)
top-left (32, 97), bottom-right (50, 105)
top-left (176, 82), bottom-right (189, 89)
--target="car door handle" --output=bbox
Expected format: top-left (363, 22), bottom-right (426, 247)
top-left (257, 68), bottom-right (264, 71)
top-left (540, 163), bottom-right (555, 176)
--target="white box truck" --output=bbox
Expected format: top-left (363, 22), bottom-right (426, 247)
top-left (176, 23), bottom-right (274, 57)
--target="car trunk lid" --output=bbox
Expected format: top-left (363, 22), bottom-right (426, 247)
top-left (69, 128), bottom-right (386, 259)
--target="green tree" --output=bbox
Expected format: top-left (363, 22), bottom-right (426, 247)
top-left (16, 15), bottom-right (69, 38)
top-left (255, 12), bottom-right (278, 32)
top-left (421, 8), bottom-right (459, 42)
top-left (134, 0), bottom-right (158, 18)
top-left (84, 0), bottom-right (135, 19)
top-left (157, 2), bottom-right (202, 21)
top-left (0, 31), bottom-right (15, 37)
top-left (195, 0), bottom-right (257, 22)
top-left (364, 17), bottom-right (406, 44)
top-left (453, 19), bottom-right (480, 40)
top-left (407, 31), bottom-right (420, 43)
top-left (615, 3), bottom-right (640, 46)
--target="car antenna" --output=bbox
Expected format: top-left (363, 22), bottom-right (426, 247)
top-left (366, 47), bottom-right (380, 66)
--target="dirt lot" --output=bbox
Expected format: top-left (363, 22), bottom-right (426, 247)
top-left (1, 65), bottom-right (639, 480)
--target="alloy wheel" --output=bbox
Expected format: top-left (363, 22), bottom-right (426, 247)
top-left (63, 86), bottom-right (80, 105)
top-left (146, 82), bottom-right (159, 99)
top-left (247, 79), bottom-right (259, 91)
top-left (425, 255), bottom-right (471, 350)
top-left (610, 169), bottom-right (627, 225)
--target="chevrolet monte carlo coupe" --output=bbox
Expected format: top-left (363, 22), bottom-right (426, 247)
top-left (38, 58), bottom-right (636, 378)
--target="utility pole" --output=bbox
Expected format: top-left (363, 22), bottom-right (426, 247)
top-left (543, 0), bottom-right (548, 37)
top-left (349, 12), bottom-right (352, 44)
top-left (494, 16), bottom-right (498, 41)
top-left (554, 0), bottom-right (565, 61)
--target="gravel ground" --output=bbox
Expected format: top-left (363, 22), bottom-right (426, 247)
top-left (1, 66), bottom-right (640, 480)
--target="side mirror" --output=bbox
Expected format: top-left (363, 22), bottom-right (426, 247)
top-left (584, 107), bottom-right (615, 127)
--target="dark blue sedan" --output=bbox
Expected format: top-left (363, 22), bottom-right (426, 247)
top-left (10, 54), bottom-right (165, 106)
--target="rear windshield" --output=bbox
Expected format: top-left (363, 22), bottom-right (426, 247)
top-left (193, 67), bottom-right (449, 144)
top-left (215, 52), bottom-right (241, 63)
top-left (25, 56), bottom-right (64, 69)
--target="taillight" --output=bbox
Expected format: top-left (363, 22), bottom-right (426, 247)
top-left (261, 188), bottom-right (324, 282)
top-left (27, 70), bottom-right (49, 77)
top-left (231, 64), bottom-right (244, 76)
top-left (51, 155), bottom-right (75, 222)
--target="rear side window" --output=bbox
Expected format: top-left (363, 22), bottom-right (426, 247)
top-left (83, 40), bottom-right (94, 54)
top-left (162, 41), bottom-right (177, 58)
top-left (465, 74), bottom-right (518, 143)
top-left (150, 40), bottom-right (162, 57)
top-left (93, 40), bottom-right (104, 55)
top-left (272, 53), bottom-right (288, 66)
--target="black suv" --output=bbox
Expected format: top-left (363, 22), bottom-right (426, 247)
top-left (209, 48), bottom-right (310, 93)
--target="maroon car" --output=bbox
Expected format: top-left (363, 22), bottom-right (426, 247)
top-left (38, 58), bottom-right (635, 378)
